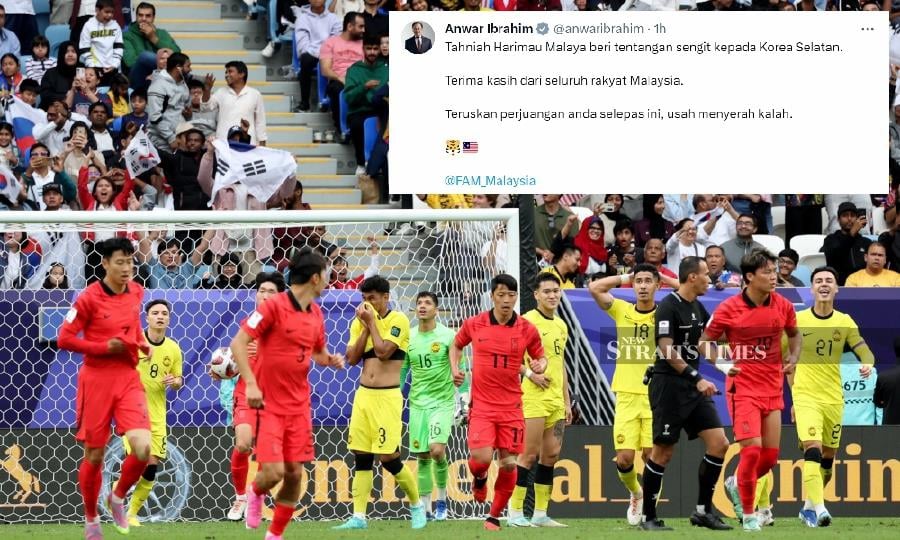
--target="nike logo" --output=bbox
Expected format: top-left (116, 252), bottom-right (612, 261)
top-left (541, 332), bottom-right (550, 337)
top-left (102, 314), bottom-right (111, 319)
top-left (802, 332), bottom-right (813, 337)
top-left (477, 338), bottom-right (488, 342)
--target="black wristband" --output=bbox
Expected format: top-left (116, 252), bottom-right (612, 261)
top-left (681, 368), bottom-right (702, 385)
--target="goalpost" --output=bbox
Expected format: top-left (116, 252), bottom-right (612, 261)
top-left (0, 209), bottom-right (519, 523)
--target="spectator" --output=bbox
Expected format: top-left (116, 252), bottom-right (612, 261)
top-left (21, 143), bottom-right (77, 208)
top-left (29, 181), bottom-right (87, 288)
top-left (0, 231), bottom-right (42, 290)
top-left (733, 194), bottom-right (773, 234)
top-left (481, 222), bottom-right (508, 277)
top-left (666, 218), bottom-right (708, 272)
top-left (39, 42), bottom-right (78, 111)
top-left (361, 0), bottom-right (388, 39)
top-left (591, 193), bottom-right (625, 246)
top-left (124, 2), bottom-right (181, 91)
top-left (147, 52), bottom-right (192, 151)
top-left (330, 0), bottom-right (365, 19)
top-left (70, 0), bottom-right (131, 45)
top-left (34, 99), bottom-right (86, 157)
top-left (24, 35), bottom-right (56, 84)
top-left (695, 194), bottom-right (739, 246)
top-left (874, 337), bottom-right (900, 424)
top-left (408, 0), bottom-right (436, 8)
top-left (823, 201), bottom-right (872, 285)
top-left (845, 242), bottom-right (900, 287)
top-left (16, 77), bottom-right (39, 105)
top-left (320, 12), bottom-right (365, 137)
top-left (141, 233), bottom-right (212, 289)
top-left (294, 0), bottom-right (342, 113)
top-left (720, 213), bottom-right (766, 272)
top-left (344, 35), bottom-right (387, 176)
top-left (71, 67), bottom-right (112, 119)
top-left (517, 0), bottom-right (563, 9)
top-left (357, 83), bottom-right (388, 202)
top-left (329, 240), bottom-right (380, 289)
top-left (825, 194), bottom-right (873, 234)
top-left (633, 194), bottom-right (674, 247)
top-left (201, 252), bottom-right (248, 289)
top-left (540, 242), bottom-right (581, 289)
top-left (629, 237), bottom-right (677, 286)
top-left (158, 125), bottom-right (208, 211)
top-left (705, 244), bottom-right (741, 289)
top-left (560, 214), bottom-right (609, 279)
top-left (776, 248), bottom-right (804, 287)
top-left (785, 194), bottom-right (824, 246)
top-left (282, 180), bottom-right (311, 210)
top-left (62, 121), bottom-right (106, 179)
top-left (607, 221), bottom-right (643, 275)
top-left (107, 73), bottom-right (131, 118)
top-left (0, 121), bottom-right (18, 170)
top-left (203, 61), bottom-right (267, 146)
top-left (118, 88), bottom-right (149, 134)
top-left (534, 194), bottom-right (577, 264)
top-left (185, 79), bottom-right (217, 138)
top-left (459, 0), bottom-right (494, 9)
top-left (89, 102), bottom-right (115, 154)
top-left (0, 5), bottom-right (21, 58)
top-left (78, 0), bottom-right (124, 79)
top-left (663, 194), bottom-right (694, 224)
top-left (0, 53), bottom-right (22, 95)
top-left (42, 262), bottom-right (70, 289)
top-left (879, 174), bottom-right (900, 270)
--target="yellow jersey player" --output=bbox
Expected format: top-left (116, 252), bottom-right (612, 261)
top-left (508, 272), bottom-right (572, 528)
top-left (790, 266), bottom-right (874, 528)
top-left (589, 264), bottom-right (676, 526)
top-left (335, 275), bottom-right (426, 530)
top-left (123, 299), bottom-right (183, 526)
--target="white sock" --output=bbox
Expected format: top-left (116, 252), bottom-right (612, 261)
top-left (236, 494), bottom-right (247, 501)
top-left (632, 490), bottom-right (643, 498)
top-left (507, 507), bottom-right (522, 519)
top-left (532, 509), bottom-right (547, 520)
top-left (814, 503), bottom-right (827, 514)
top-left (110, 493), bottom-right (124, 504)
top-left (803, 499), bottom-right (813, 511)
top-left (420, 494), bottom-right (431, 512)
top-left (695, 505), bottom-right (706, 515)
top-left (436, 487), bottom-right (447, 501)
top-left (352, 512), bottom-right (366, 520)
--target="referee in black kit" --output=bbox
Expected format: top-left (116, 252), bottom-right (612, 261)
top-left (639, 256), bottom-right (732, 531)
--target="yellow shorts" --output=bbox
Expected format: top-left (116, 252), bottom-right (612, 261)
top-left (613, 392), bottom-right (652, 451)
top-left (123, 423), bottom-right (167, 459)
top-left (523, 399), bottom-right (566, 430)
top-left (794, 398), bottom-right (843, 449)
top-left (348, 386), bottom-right (403, 454)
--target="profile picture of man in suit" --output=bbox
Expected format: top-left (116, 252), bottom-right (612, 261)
top-left (405, 21), bottom-right (432, 54)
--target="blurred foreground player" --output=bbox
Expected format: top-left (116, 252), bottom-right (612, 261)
top-left (231, 250), bottom-right (345, 540)
top-left (58, 238), bottom-right (152, 539)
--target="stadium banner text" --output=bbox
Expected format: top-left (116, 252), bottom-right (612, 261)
top-left (390, 12), bottom-right (884, 194)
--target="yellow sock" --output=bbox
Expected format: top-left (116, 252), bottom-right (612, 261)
top-left (510, 485), bottom-right (527, 511)
top-left (128, 477), bottom-right (154, 517)
top-left (392, 464), bottom-right (420, 505)
top-left (803, 461), bottom-right (824, 506)
top-left (820, 466), bottom-right (833, 487)
top-left (617, 466), bottom-right (641, 495)
top-left (755, 473), bottom-right (772, 508)
top-left (534, 483), bottom-right (551, 513)
top-left (352, 470), bottom-right (374, 516)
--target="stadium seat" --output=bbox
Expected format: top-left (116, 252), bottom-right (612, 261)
top-left (289, 31), bottom-right (300, 78)
top-left (754, 234), bottom-right (784, 256)
top-left (339, 90), bottom-right (349, 137)
top-left (568, 206), bottom-right (594, 223)
top-left (791, 265), bottom-right (811, 287)
top-left (269, 0), bottom-right (293, 43)
top-left (34, 0), bottom-right (51, 35)
top-left (790, 234), bottom-right (826, 259)
top-left (317, 65), bottom-right (330, 109)
top-left (111, 116), bottom-right (123, 134)
top-left (771, 205), bottom-right (785, 240)
top-left (46, 25), bottom-right (70, 58)
top-left (872, 205), bottom-right (889, 235)
top-left (798, 253), bottom-right (826, 273)
top-left (363, 117), bottom-right (379, 163)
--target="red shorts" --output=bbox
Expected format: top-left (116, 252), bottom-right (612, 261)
top-left (232, 388), bottom-right (260, 433)
top-left (76, 365), bottom-right (150, 448)
top-left (255, 409), bottom-right (314, 463)
top-left (467, 409), bottom-right (525, 454)
top-left (727, 393), bottom-right (784, 441)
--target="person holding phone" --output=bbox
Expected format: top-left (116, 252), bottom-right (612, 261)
top-left (822, 202), bottom-right (872, 285)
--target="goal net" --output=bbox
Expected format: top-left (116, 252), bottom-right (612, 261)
top-left (0, 208), bottom-right (519, 524)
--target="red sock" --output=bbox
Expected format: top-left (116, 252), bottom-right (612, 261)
top-left (756, 448), bottom-right (779, 478)
top-left (489, 468), bottom-right (517, 519)
top-left (231, 449), bottom-right (250, 496)
top-left (79, 460), bottom-right (103, 521)
top-left (468, 458), bottom-right (489, 479)
top-left (269, 503), bottom-right (295, 535)
top-left (113, 453), bottom-right (148, 499)
top-left (252, 481), bottom-right (267, 497)
top-left (737, 446), bottom-right (762, 516)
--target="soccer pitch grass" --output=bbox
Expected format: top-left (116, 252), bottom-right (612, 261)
top-left (5, 517), bottom-right (900, 539)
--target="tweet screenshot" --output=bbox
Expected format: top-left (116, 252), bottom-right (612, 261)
top-left (390, 12), bottom-right (884, 195)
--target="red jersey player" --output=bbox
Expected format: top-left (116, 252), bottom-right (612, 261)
top-left (700, 249), bottom-right (801, 532)
top-left (222, 271), bottom-right (286, 521)
top-left (231, 249), bottom-right (345, 540)
top-left (450, 273), bottom-right (547, 531)
top-left (58, 238), bottom-right (151, 539)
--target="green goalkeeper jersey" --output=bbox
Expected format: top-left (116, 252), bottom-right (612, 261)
top-left (403, 323), bottom-right (460, 409)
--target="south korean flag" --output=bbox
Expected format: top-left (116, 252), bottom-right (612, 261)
top-left (124, 129), bottom-right (160, 179)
